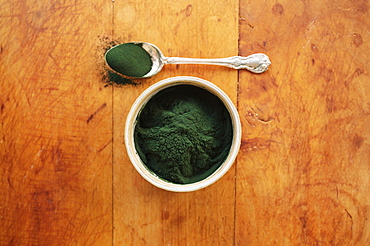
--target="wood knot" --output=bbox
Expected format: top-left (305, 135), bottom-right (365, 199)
top-left (272, 3), bottom-right (284, 15)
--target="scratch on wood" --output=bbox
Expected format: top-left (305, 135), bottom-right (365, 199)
top-left (87, 103), bottom-right (107, 123)
top-left (7, 177), bottom-right (14, 189)
top-left (178, 4), bottom-right (192, 17)
top-left (183, 4), bottom-right (192, 17)
top-left (345, 208), bottom-right (353, 220)
top-left (244, 104), bottom-right (275, 126)
top-left (241, 138), bottom-right (277, 151)
top-left (247, 22), bottom-right (255, 29)
top-left (97, 139), bottom-right (112, 153)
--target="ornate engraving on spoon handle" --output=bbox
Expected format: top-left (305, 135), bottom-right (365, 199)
top-left (164, 53), bottom-right (271, 73)
top-left (226, 54), bottom-right (271, 73)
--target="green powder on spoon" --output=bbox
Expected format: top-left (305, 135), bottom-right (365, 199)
top-left (105, 43), bottom-right (153, 78)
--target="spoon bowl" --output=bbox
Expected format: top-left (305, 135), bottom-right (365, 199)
top-left (139, 42), bottom-right (166, 78)
top-left (105, 42), bottom-right (271, 78)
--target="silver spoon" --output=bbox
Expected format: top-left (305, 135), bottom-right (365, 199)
top-left (105, 42), bottom-right (271, 78)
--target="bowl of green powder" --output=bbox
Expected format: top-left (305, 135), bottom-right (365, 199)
top-left (125, 76), bottom-right (241, 192)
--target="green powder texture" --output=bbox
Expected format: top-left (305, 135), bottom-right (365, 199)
top-left (105, 43), bottom-right (153, 78)
top-left (134, 85), bottom-right (233, 184)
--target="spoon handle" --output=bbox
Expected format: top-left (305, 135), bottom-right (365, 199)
top-left (163, 53), bottom-right (271, 73)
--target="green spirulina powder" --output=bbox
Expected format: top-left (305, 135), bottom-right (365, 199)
top-left (134, 85), bottom-right (233, 184)
top-left (105, 43), bottom-right (153, 78)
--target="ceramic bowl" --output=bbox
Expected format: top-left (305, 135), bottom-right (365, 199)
top-left (125, 76), bottom-right (241, 192)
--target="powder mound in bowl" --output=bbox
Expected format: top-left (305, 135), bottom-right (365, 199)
top-left (134, 85), bottom-right (233, 184)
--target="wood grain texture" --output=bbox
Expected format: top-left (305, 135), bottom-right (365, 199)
top-left (1, 0), bottom-right (369, 245)
top-left (237, 0), bottom-right (370, 245)
top-left (0, 0), bottom-right (113, 245)
top-left (111, 0), bottom-right (238, 245)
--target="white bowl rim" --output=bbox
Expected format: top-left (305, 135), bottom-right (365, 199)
top-left (124, 76), bottom-right (242, 192)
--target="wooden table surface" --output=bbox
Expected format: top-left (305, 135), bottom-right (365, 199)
top-left (1, 0), bottom-right (369, 245)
